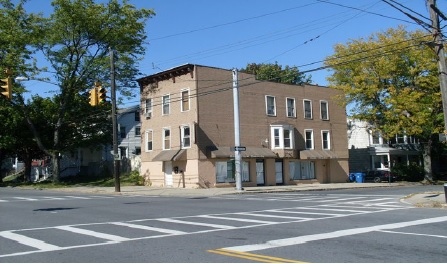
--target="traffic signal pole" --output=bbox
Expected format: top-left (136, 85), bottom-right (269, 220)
top-left (110, 47), bottom-right (120, 192)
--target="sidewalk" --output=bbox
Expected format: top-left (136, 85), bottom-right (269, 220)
top-left (44, 181), bottom-right (447, 208)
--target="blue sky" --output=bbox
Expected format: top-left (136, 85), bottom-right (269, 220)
top-left (20, 0), bottom-right (447, 107)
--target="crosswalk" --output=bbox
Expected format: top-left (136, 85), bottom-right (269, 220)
top-left (0, 194), bottom-right (411, 258)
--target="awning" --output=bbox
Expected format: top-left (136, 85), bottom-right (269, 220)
top-left (300, 150), bottom-right (338, 159)
top-left (152, 149), bottom-right (187, 161)
top-left (210, 147), bottom-right (277, 158)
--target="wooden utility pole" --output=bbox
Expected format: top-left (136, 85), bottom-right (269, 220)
top-left (427, 0), bottom-right (447, 135)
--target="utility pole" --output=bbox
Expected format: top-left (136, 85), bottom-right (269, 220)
top-left (110, 47), bottom-right (120, 192)
top-left (427, 0), bottom-right (447, 135)
top-left (232, 69), bottom-right (243, 191)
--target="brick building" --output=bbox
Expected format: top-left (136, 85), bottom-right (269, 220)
top-left (137, 64), bottom-right (349, 188)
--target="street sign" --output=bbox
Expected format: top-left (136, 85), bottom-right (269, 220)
top-left (231, 146), bottom-right (246, 151)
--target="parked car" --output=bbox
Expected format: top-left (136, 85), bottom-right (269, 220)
top-left (364, 170), bottom-right (398, 183)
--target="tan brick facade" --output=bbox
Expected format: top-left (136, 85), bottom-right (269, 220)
top-left (138, 64), bottom-right (349, 188)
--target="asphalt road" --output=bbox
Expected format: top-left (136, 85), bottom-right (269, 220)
top-left (1, 186), bottom-right (446, 263)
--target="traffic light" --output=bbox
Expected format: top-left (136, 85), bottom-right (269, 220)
top-left (0, 77), bottom-right (12, 99)
top-left (97, 86), bottom-right (107, 104)
top-left (89, 87), bottom-right (98, 106)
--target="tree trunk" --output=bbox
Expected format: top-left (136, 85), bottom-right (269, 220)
top-left (422, 139), bottom-right (433, 183)
top-left (51, 152), bottom-right (60, 183)
top-left (23, 156), bottom-right (32, 183)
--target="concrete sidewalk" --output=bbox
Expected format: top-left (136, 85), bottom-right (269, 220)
top-left (42, 182), bottom-right (447, 208)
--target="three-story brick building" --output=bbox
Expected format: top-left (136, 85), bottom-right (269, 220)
top-left (137, 64), bottom-right (348, 188)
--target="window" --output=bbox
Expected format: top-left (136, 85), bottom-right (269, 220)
top-left (273, 128), bottom-right (280, 148)
top-left (284, 129), bottom-right (292, 148)
top-left (270, 125), bottom-right (294, 149)
top-left (120, 126), bottom-right (126, 138)
top-left (135, 147), bottom-right (141, 155)
top-left (120, 147), bottom-right (127, 159)
top-left (162, 95), bottom-right (170, 115)
top-left (265, 95), bottom-right (276, 116)
top-left (181, 125), bottom-right (191, 148)
top-left (135, 126), bottom-right (141, 137)
top-left (145, 99), bottom-right (152, 118)
top-left (134, 111), bottom-right (140, 122)
top-left (163, 128), bottom-right (171, 150)
top-left (304, 100), bottom-right (312, 119)
top-left (145, 130), bottom-right (153, 152)
top-left (320, 100), bottom-right (329, 120)
top-left (371, 131), bottom-right (381, 145)
top-left (286, 98), bottom-right (296, 117)
top-left (322, 130), bottom-right (330, 150)
top-left (305, 129), bottom-right (314, 149)
top-left (216, 160), bottom-right (249, 183)
top-left (289, 161), bottom-right (315, 180)
top-left (181, 89), bottom-right (190, 112)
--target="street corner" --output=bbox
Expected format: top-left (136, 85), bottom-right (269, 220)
top-left (401, 192), bottom-right (447, 209)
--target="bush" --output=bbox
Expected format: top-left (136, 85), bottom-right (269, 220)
top-left (391, 163), bottom-right (424, 182)
top-left (123, 170), bottom-right (144, 186)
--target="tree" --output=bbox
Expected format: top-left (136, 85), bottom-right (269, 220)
top-left (240, 62), bottom-right (311, 85)
top-left (325, 26), bottom-right (443, 181)
top-left (21, 0), bottom-right (154, 183)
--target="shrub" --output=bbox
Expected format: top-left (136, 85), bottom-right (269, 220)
top-left (125, 170), bottom-right (144, 186)
top-left (391, 163), bottom-right (424, 182)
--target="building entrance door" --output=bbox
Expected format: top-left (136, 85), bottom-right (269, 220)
top-left (164, 161), bottom-right (173, 187)
top-left (256, 159), bottom-right (265, 185)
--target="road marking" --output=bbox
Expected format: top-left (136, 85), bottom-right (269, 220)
top-left (41, 197), bottom-right (67, 200)
top-left (55, 226), bottom-right (129, 242)
top-left (265, 209), bottom-right (343, 216)
top-left (208, 248), bottom-right (305, 263)
top-left (222, 216), bottom-right (447, 252)
top-left (13, 197), bottom-right (38, 201)
top-left (63, 196), bottom-right (92, 199)
top-left (379, 230), bottom-right (447, 239)
top-left (109, 222), bottom-right (187, 235)
top-left (236, 212), bottom-right (310, 220)
top-left (0, 231), bottom-right (61, 250)
top-left (156, 218), bottom-right (235, 229)
top-left (198, 215), bottom-right (277, 224)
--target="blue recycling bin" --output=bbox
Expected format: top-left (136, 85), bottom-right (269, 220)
top-left (348, 173), bottom-right (356, 182)
top-left (355, 172), bottom-right (365, 183)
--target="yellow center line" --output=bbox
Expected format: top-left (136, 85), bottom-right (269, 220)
top-left (208, 248), bottom-right (307, 263)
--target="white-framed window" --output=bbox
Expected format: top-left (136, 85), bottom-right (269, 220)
top-left (320, 100), bottom-right (329, 120)
top-left (265, 95), bottom-right (276, 116)
top-left (135, 126), bottom-right (141, 137)
top-left (286, 97), bottom-right (296, 117)
top-left (322, 130), bottom-right (330, 150)
top-left (145, 130), bottom-right (153, 152)
top-left (163, 127), bottom-right (171, 150)
top-left (145, 98), bottom-right (152, 118)
top-left (181, 89), bottom-right (190, 112)
top-left (289, 161), bottom-right (315, 180)
top-left (273, 128), bottom-right (280, 148)
top-left (305, 129), bottom-right (314, 149)
top-left (270, 125), bottom-right (294, 149)
top-left (216, 160), bottom-right (249, 183)
top-left (303, 99), bottom-right (312, 119)
top-left (181, 125), bottom-right (191, 148)
top-left (284, 129), bottom-right (292, 148)
top-left (162, 94), bottom-right (170, 115)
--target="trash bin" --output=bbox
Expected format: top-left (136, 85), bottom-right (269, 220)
top-left (348, 173), bottom-right (356, 182)
top-left (355, 172), bottom-right (365, 183)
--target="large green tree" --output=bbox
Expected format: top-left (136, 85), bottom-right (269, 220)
top-left (325, 26), bottom-right (443, 181)
top-left (1, 0), bottom-right (155, 183)
top-left (240, 62), bottom-right (311, 85)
